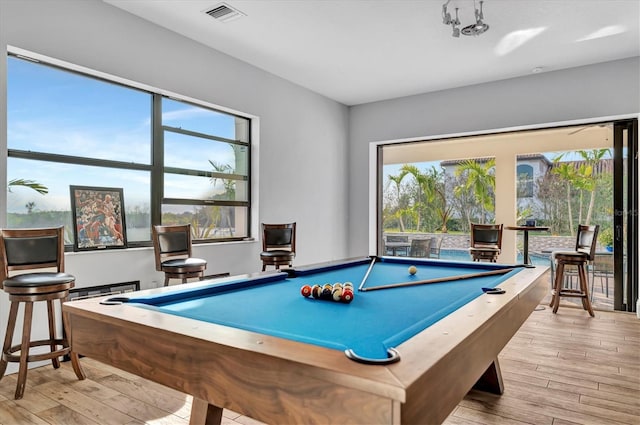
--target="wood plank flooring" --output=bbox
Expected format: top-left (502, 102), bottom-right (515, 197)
top-left (0, 304), bottom-right (638, 424)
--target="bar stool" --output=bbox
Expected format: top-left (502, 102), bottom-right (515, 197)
top-left (0, 226), bottom-right (85, 399)
top-left (549, 224), bottom-right (599, 317)
top-left (152, 224), bottom-right (207, 286)
top-left (469, 223), bottom-right (503, 262)
top-left (260, 223), bottom-right (296, 271)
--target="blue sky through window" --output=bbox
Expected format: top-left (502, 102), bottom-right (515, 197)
top-left (6, 56), bottom-right (240, 217)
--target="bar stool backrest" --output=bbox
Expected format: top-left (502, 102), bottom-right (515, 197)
top-left (262, 223), bottom-right (296, 253)
top-left (470, 223), bottom-right (503, 249)
top-left (575, 224), bottom-right (599, 261)
top-left (0, 227), bottom-right (65, 282)
top-left (153, 224), bottom-right (193, 271)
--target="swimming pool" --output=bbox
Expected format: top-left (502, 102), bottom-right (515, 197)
top-left (438, 249), bottom-right (549, 266)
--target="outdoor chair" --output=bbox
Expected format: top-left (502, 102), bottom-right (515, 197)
top-left (429, 236), bottom-right (444, 259)
top-left (409, 238), bottom-right (431, 258)
top-left (590, 252), bottom-right (613, 300)
top-left (385, 235), bottom-right (410, 256)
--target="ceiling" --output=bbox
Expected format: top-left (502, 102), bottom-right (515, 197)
top-left (103, 0), bottom-right (640, 106)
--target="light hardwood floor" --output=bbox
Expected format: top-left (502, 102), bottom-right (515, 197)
top-left (0, 302), bottom-right (638, 424)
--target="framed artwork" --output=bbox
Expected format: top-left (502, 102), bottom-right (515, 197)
top-left (70, 185), bottom-right (127, 251)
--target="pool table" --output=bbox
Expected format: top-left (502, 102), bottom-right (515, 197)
top-left (63, 256), bottom-right (548, 425)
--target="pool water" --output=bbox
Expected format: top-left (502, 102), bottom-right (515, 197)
top-left (438, 249), bottom-right (549, 266)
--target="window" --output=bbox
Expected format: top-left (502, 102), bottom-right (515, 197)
top-left (159, 98), bottom-right (250, 239)
top-left (6, 53), bottom-right (251, 245)
top-left (516, 164), bottom-right (534, 198)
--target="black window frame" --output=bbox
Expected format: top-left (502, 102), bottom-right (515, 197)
top-left (6, 52), bottom-right (252, 248)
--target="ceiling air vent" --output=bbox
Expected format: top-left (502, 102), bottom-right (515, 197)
top-left (204, 3), bottom-right (246, 23)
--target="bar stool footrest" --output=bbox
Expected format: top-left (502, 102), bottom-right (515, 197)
top-left (4, 339), bottom-right (71, 363)
top-left (558, 289), bottom-right (588, 298)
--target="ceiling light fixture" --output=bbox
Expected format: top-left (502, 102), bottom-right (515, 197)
top-left (442, 0), bottom-right (489, 38)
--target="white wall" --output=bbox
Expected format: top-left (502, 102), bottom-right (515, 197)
top-left (0, 0), bottom-right (349, 373)
top-left (0, 0), bottom-right (351, 281)
top-left (348, 57), bottom-right (640, 256)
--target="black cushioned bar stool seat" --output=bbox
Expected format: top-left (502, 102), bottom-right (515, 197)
top-left (0, 227), bottom-right (85, 399)
top-left (3, 272), bottom-right (74, 288)
top-left (260, 250), bottom-right (295, 263)
top-left (161, 258), bottom-right (208, 282)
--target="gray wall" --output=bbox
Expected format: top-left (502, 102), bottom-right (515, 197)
top-left (348, 57), bottom-right (640, 256)
top-left (0, 0), bottom-right (350, 287)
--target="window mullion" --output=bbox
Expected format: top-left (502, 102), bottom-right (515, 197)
top-left (151, 94), bottom-right (163, 226)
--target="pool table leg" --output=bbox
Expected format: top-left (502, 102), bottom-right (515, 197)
top-left (190, 397), bottom-right (223, 425)
top-left (472, 358), bottom-right (504, 395)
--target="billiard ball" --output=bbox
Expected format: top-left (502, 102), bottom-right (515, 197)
top-left (341, 289), bottom-right (354, 303)
top-left (300, 285), bottom-right (312, 297)
top-left (332, 287), bottom-right (343, 301)
top-left (408, 265), bottom-right (417, 275)
top-left (311, 284), bottom-right (322, 299)
top-left (321, 287), bottom-right (333, 299)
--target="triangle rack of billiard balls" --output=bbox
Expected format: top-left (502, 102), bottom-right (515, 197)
top-left (300, 282), bottom-right (354, 303)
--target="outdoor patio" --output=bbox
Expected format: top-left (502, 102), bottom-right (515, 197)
top-left (384, 232), bottom-right (615, 311)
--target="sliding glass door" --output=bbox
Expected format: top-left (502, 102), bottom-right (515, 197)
top-left (613, 120), bottom-right (638, 312)
top-left (378, 118), bottom-right (638, 312)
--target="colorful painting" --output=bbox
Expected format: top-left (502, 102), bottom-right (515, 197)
top-left (70, 186), bottom-right (127, 251)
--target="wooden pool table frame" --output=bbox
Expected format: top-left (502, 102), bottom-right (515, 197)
top-left (63, 259), bottom-right (548, 425)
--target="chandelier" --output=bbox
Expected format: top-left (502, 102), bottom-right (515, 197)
top-left (442, 0), bottom-right (489, 38)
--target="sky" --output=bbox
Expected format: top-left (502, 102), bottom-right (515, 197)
top-left (6, 56), bottom-right (242, 214)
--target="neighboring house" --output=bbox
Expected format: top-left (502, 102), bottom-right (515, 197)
top-left (438, 155), bottom-right (613, 222)
top-left (515, 154), bottom-right (553, 216)
top-left (439, 154), bottom-right (552, 218)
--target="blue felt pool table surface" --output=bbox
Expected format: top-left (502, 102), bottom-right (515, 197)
top-left (126, 256), bottom-right (521, 360)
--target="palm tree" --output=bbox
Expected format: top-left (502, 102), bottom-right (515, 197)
top-left (551, 160), bottom-right (577, 236)
top-left (209, 160), bottom-right (235, 236)
top-left (400, 165), bottom-right (425, 231)
top-left (385, 169), bottom-right (409, 232)
top-left (578, 149), bottom-right (610, 225)
top-left (209, 160), bottom-right (235, 197)
top-left (454, 159), bottom-right (496, 224)
top-left (401, 164), bottom-right (451, 232)
top-left (552, 149), bottom-right (610, 235)
top-left (8, 178), bottom-right (48, 195)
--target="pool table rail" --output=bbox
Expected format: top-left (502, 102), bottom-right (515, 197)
top-left (64, 297), bottom-right (408, 424)
top-left (391, 263), bottom-right (548, 424)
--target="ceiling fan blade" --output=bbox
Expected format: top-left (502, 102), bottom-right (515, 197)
top-left (568, 123), bottom-right (611, 135)
top-left (568, 126), bottom-right (589, 135)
